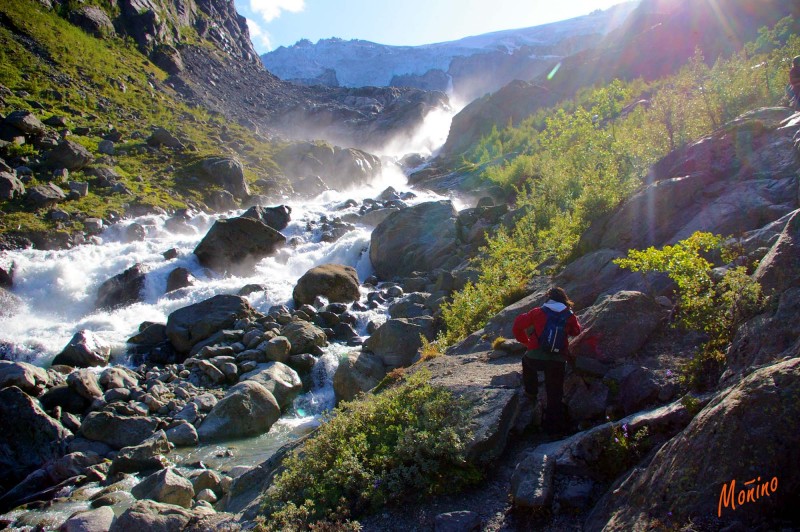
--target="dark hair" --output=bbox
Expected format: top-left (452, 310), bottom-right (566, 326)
top-left (795, 56), bottom-right (800, 68)
top-left (547, 287), bottom-right (574, 308)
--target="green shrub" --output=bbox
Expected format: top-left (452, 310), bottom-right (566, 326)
top-left (598, 424), bottom-right (650, 480)
top-left (260, 370), bottom-right (478, 530)
top-left (614, 232), bottom-right (765, 390)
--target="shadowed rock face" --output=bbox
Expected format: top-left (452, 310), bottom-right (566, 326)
top-left (193, 216), bottom-right (286, 274)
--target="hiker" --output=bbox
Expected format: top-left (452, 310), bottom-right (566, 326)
top-left (790, 56), bottom-right (800, 109)
top-left (512, 287), bottom-right (581, 432)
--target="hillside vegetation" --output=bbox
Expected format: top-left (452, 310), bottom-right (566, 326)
top-left (439, 17), bottom-right (800, 346)
top-left (0, 1), bottom-right (280, 239)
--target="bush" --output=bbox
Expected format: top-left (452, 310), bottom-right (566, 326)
top-left (260, 370), bottom-right (479, 530)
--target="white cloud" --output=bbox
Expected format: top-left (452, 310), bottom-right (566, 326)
top-left (249, 0), bottom-right (305, 23)
top-left (246, 18), bottom-right (272, 51)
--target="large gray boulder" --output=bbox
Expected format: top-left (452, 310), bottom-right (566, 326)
top-left (293, 263), bottom-right (360, 306)
top-left (131, 468), bottom-right (194, 508)
top-left (569, 291), bottom-right (669, 363)
top-left (52, 330), bottom-right (111, 368)
top-left (0, 361), bottom-right (49, 396)
top-left (25, 183), bottom-right (66, 209)
top-left (46, 140), bottom-right (93, 170)
top-left (0, 171), bottom-right (25, 200)
top-left (109, 500), bottom-right (193, 532)
top-left (274, 141), bottom-right (381, 191)
top-left (369, 200), bottom-right (460, 279)
top-left (4, 110), bottom-right (46, 136)
top-left (193, 217), bottom-right (286, 274)
top-left (363, 317), bottom-right (435, 368)
top-left (333, 350), bottom-right (386, 403)
top-left (109, 430), bottom-right (171, 474)
top-left (95, 264), bottom-right (146, 309)
top-left (146, 128), bottom-right (184, 150)
top-left (0, 386), bottom-right (70, 491)
top-left (586, 357), bottom-right (800, 531)
top-left (197, 381), bottom-right (281, 442)
top-left (240, 204), bottom-right (292, 231)
top-left (239, 362), bottom-right (302, 410)
top-left (198, 157), bottom-right (250, 200)
top-left (166, 295), bottom-right (255, 355)
top-left (80, 412), bottom-right (158, 449)
top-left (61, 506), bottom-right (116, 532)
top-left (281, 320), bottom-right (328, 355)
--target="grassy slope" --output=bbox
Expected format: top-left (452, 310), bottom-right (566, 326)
top-left (0, 1), bottom-right (280, 236)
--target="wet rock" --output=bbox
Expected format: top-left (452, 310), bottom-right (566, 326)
top-left (0, 360), bottom-right (49, 396)
top-left (287, 352), bottom-right (317, 374)
top-left (165, 420), bottom-right (198, 447)
top-left (240, 204), bottom-right (292, 231)
top-left (61, 505), bottom-right (115, 532)
top-left (131, 467), bottom-right (194, 508)
top-left (125, 222), bottom-right (146, 242)
top-left (53, 330), bottom-right (111, 368)
top-left (0, 386), bottom-right (70, 493)
top-left (239, 362), bottom-right (302, 410)
top-left (370, 200), bottom-right (460, 279)
top-left (363, 317), bottom-right (435, 369)
top-left (46, 139), bottom-right (93, 170)
top-left (237, 283), bottom-right (265, 296)
top-left (95, 264), bottom-right (146, 310)
top-left (166, 267), bottom-right (196, 293)
top-left (293, 263), bottom-right (360, 307)
top-left (109, 430), bottom-right (170, 474)
top-left (197, 381), bottom-right (280, 442)
top-left (166, 295), bottom-right (255, 355)
top-left (0, 171), bottom-right (25, 200)
top-left (80, 412), bottom-right (158, 449)
top-left (193, 217), bottom-right (286, 274)
top-left (263, 336), bottom-right (291, 363)
top-left (281, 320), bottom-right (328, 355)
top-left (275, 141), bottom-right (381, 190)
top-left (333, 350), bottom-right (386, 403)
top-left (25, 183), bottom-right (67, 209)
top-left (84, 218), bottom-right (104, 234)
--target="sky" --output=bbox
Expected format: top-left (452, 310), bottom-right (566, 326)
top-left (237, 0), bottom-right (632, 54)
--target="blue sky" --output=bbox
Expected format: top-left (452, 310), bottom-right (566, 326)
top-left (237, 0), bottom-right (632, 54)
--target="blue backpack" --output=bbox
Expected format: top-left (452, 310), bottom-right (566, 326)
top-left (538, 307), bottom-right (572, 353)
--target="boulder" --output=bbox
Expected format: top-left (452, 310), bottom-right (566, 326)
top-left (0, 386), bottom-right (70, 492)
top-left (80, 412), bottom-right (158, 449)
top-left (4, 110), bottom-right (46, 136)
top-left (754, 209), bottom-right (800, 294)
top-left (39, 385), bottom-right (91, 415)
top-left (263, 336), bottom-right (291, 363)
top-left (293, 264), bottom-right (360, 306)
top-left (239, 362), bottom-right (302, 410)
top-left (240, 204), bottom-right (292, 231)
top-left (95, 264), bottom-right (146, 309)
top-left (109, 500), bottom-right (193, 532)
top-left (99, 366), bottom-right (139, 390)
top-left (197, 381), bottom-right (281, 442)
top-left (61, 506), bottom-right (115, 532)
top-left (570, 291), bottom-right (669, 363)
top-left (370, 200), bottom-right (460, 279)
top-left (363, 317), bottom-right (435, 368)
top-left (333, 350), bottom-right (386, 403)
top-left (165, 421), bottom-right (198, 447)
top-left (46, 140), bottom-right (93, 170)
top-left (166, 295), bottom-right (255, 355)
top-left (564, 375), bottom-right (609, 422)
top-left (68, 5), bottom-right (116, 38)
top-left (193, 217), bottom-right (286, 274)
top-left (146, 128), bottom-right (184, 150)
top-left (66, 368), bottom-right (104, 400)
top-left (131, 468), bottom-right (194, 508)
top-left (165, 267), bottom-right (195, 293)
top-left (0, 171), bottom-right (25, 200)
top-left (109, 430), bottom-right (170, 474)
top-left (198, 157), bottom-right (250, 200)
top-left (511, 452), bottom-right (556, 510)
top-left (25, 183), bottom-right (67, 209)
top-left (281, 320), bottom-right (327, 355)
top-left (0, 360), bottom-right (49, 395)
top-left (274, 141), bottom-right (381, 190)
top-left (52, 330), bottom-right (111, 368)
top-left (586, 357), bottom-right (800, 531)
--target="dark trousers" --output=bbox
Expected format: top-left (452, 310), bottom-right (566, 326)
top-left (522, 356), bottom-right (566, 428)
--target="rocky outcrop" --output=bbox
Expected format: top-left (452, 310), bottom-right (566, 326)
top-left (52, 330), bottom-right (111, 368)
top-left (370, 201), bottom-right (460, 279)
top-left (193, 216), bottom-right (286, 274)
top-left (96, 264), bottom-right (146, 309)
top-left (0, 171), bottom-right (25, 201)
top-left (586, 357), bottom-right (800, 531)
top-left (25, 183), bottom-right (67, 209)
top-left (166, 294), bottom-right (255, 355)
top-left (293, 264), bottom-right (360, 306)
top-left (80, 412), bottom-right (158, 449)
top-left (197, 157), bottom-right (250, 200)
top-left (197, 381), bottom-right (281, 442)
top-left (68, 6), bottom-right (116, 38)
top-left (239, 362), bottom-right (303, 410)
top-left (275, 142), bottom-right (381, 191)
top-left (45, 140), bottom-right (93, 170)
top-left (363, 317), bottom-right (436, 369)
top-left (240, 204), bottom-right (291, 231)
top-left (109, 499), bottom-right (194, 532)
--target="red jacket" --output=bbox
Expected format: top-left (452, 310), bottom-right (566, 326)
top-left (512, 301), bottom-right (581, 355)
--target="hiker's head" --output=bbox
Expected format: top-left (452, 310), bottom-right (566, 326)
top-left (794, 56), bottom-right (800, 68)
top-left (547, 287), bottom-right (574, 308)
